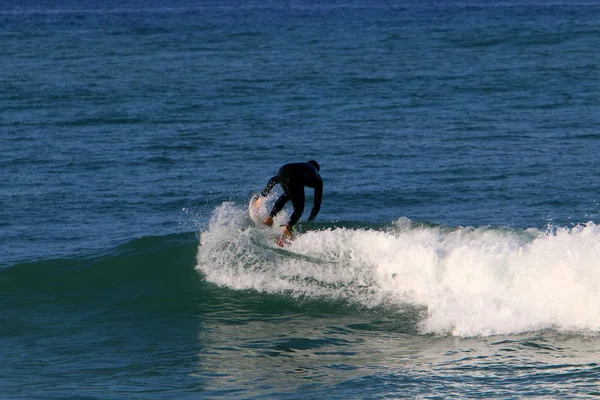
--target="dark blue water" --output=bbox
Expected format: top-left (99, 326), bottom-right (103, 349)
top-left (2, 1), bottom-right (600, 398)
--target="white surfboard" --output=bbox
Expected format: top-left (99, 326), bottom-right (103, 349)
top-left (248, 194), bottom-right (290, 247)
top-left (249, 194), bottom-right (268, 227)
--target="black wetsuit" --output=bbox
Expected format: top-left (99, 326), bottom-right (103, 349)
top-left (261, 162), bottom-right (323, 230)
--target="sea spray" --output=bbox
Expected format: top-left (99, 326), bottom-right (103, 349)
top-left (196, 202), bottom-right (600, 337)
top-left (416, 223), bottom-right (600, 336)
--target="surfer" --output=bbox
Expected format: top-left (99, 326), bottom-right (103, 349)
top-left (253, 160), bottom-right (323, 244)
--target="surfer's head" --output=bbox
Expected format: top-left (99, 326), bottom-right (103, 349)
top-left (307, 160), bottom-right (320, 171)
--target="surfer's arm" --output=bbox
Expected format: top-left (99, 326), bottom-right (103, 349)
top-left (261, 176), bottom-right (279, 197)
top-left (307, 182), bottom-right (322, 221)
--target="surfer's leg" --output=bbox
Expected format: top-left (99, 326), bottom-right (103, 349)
top-left (269, 193), bottom-right (289, 217)
top-left (264, 193), bottom-right (289, 226)
top-left (286, 185), bottom-right (305, 230)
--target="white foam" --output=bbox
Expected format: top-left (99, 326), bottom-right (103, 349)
top-left (196, 202), bottom-right (600, 337)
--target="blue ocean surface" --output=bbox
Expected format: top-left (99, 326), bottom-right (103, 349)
top-left (2, 0), bottom-right (600, 398)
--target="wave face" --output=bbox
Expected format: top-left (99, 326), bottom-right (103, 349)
top-left (197, 202), bottom-right (600, 337)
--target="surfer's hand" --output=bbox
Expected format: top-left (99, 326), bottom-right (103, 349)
top-left (264, 215), bottom-right (274, 226)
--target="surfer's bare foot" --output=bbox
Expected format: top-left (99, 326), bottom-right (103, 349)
top-left (276, 226), bottom-right (293, 247)
top-left (253, 197), bottom-right (262, 209)
top-left (282, 225), bottom-right (293, 239)
top-left (264, 216), bottom-right (274, 226)
top-left (276, 235), bottom-right (287, 247)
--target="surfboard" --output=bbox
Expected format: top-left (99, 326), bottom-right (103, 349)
top-left (249, 194), bottom-right (291, 247)
top-left (249, 194), bottom-right (268, 227)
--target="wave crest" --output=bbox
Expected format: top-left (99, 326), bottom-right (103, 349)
top-left (196, 202), bottom-right (600, 337)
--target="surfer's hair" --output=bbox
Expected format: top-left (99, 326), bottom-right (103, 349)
top-left (307, 160), bottom-right (320, 171)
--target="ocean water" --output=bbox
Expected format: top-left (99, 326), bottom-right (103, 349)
top-left (2, 0), bottom-right (600, 398)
